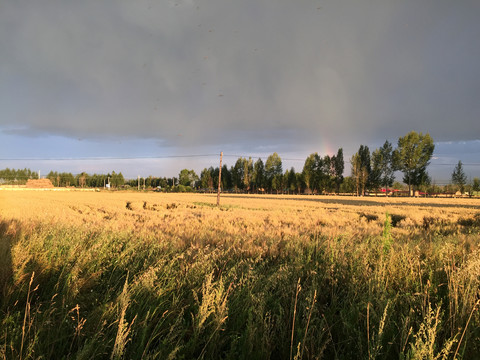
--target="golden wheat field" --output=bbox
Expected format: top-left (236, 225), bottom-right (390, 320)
top-left (2, 190), bottom-right (480, 239)
top-left (2, 190), bottom-right (480, 359)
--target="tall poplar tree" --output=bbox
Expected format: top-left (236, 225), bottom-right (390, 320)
top-left (332, 148), bottom-right (344, 194)
top-left (393, 131), bottom-right (434, 196)
top-left (265, 153), bottom-right (282, 193)
top-left (302, 153), bottom-right (320, 193)
top-left (371, 140), bottom-right (395, 196)
top-left (253, 158), bottom-right (265, 193)
top-left (451, 160), bottom-right (467, 193)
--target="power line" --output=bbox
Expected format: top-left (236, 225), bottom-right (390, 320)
top-left (0, 154), bottom-right (308, 162)
top-left (430, 163), bottom-right (480, 166)
top-left (222, 154), bottom-right (306, 161)
top-left (1, 154), bottom-right (480, 167)
top-left (0, 154), bottom-right (218, 161)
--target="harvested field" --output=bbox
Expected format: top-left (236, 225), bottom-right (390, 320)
top-left (1, 191), bottom-right (480, 359)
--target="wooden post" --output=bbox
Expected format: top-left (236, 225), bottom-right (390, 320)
top-left (217, 152), bottom-right (223, 206)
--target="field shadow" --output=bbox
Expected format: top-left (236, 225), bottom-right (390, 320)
top-left (0, 220), bottom-right (15, 302)
top-left (216, 194), bottom-right (480, 210)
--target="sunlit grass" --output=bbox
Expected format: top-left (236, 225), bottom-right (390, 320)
top-left (1, 191), bottom-right (480, 359)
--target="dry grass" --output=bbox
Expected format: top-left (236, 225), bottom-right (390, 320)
top-left (2, 191), bottom-right (479, 239)
top-left (1, 190), bottom-right (480, 359)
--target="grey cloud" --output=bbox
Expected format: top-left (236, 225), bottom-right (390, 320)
top-left (1, 0), bottom-right (479, 153)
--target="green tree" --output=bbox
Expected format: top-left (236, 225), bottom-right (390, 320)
top-left (110, 171), bottom-right (125, 188)
top-left (472, 177), bottom-right (480, 195)
top-left (339, 176), bottom-right (355, 194)
top-left (178, 169), bottom-right (199, 187)
top-left (351, 153), bottom-right (368, 196)
top-left (393, 131), bottom-right (435, 196)
top-left (231, 157), bottom-right (254, 192)
top-left (200, 168), bottom-right (213, 191)
top-left (358, 145), bottom-right (371, 190)
top-left (76, 172), bottom-right (88, 188)
top-left (320, 155), bottom-right (333, 193)
top-left (296, 172), bottom-right (304, 194)
top-left (243, 157), bottom-right (253, 192)
top-left (371, 141), bottom-right (395, 196)
top-left (379, 141), bottom-right (395, 194)
top-left (285, 167), bottom-right (297, 194)
top-left (451, 161), bottom-right (467, 194)
top-left (370, 150), bottom-right (383, 195)
top-left (145, 176), bottom-right (154, 188)
top-left (232, 158), bottom-right (246, 192)
top-left (265, 153), bottom-right (282, 193)
top-left (221, 165), bottom-right (231, 190)
top-left (209, 167), bottom-right (218, 189)
top-left (302, 153), bottom-right (320, 193)
top-left (60, 172), bottom-right (75, 187)
top-left (331, 148), bottom-right (344, 194)
top-left (252, 158), bottom-right (265, 193)
top-left (47, 171), bottom-right (59, 186)
top-left (351, 146), bottom-right (370, 196)
top-left (0, 168), bottom-right (38, 185)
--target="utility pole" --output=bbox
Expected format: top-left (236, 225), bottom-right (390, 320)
top-left (138, 175), bottom-right (140, 191)
top-left (217, 152), bottom-right (223, 206)
top-left (38, 170), bottom-right (41, 179)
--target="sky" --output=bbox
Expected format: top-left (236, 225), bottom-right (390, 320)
top-left (1, 0), bottom-right (479, 182)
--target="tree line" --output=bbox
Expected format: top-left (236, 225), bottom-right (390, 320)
top-left (350, 131), bottom-right (435, 196)
top-left (1, 131), bottom-right (479, 195)
top-left (0, 169), bottom-right (126, 188)
top-left (0, 168), bottom-right (39, 184)
top-left (194, 149), bottom-right (344, 195)
top-left (187, 131), bottom-right (478, 196)
top-left (49, 171), bottom-right (126, 188)
top-left (195, 131), bottom-right (434, 195)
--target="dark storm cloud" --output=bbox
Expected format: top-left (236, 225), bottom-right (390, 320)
top-left (1, 0), bottom-right (479, 152)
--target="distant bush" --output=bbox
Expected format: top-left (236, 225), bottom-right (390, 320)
top-left (175, 184), bottom-right (193, 192)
